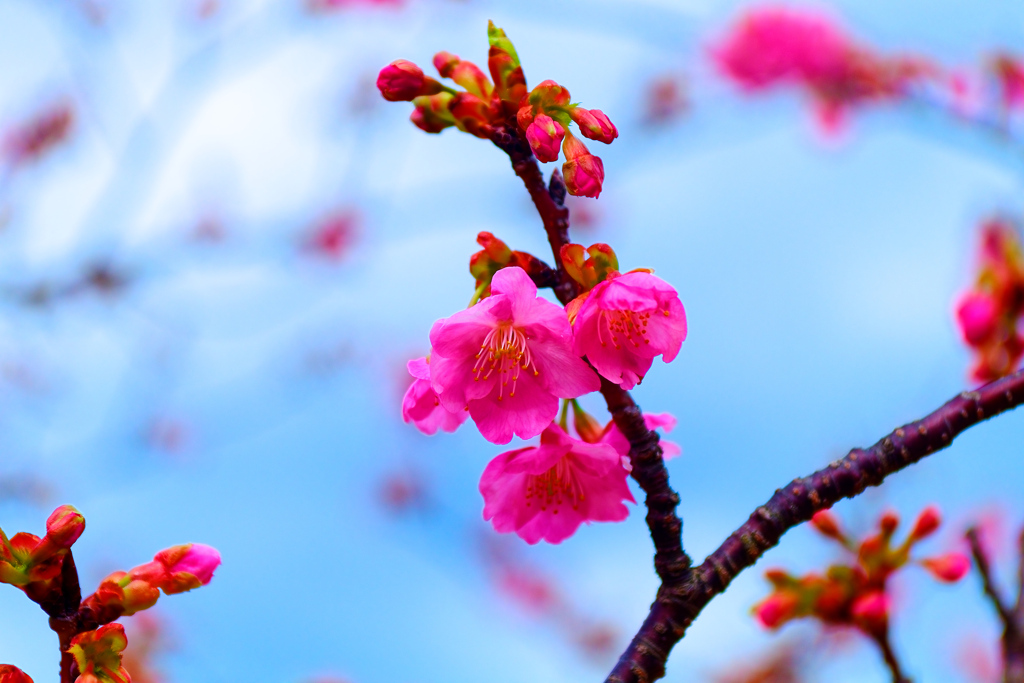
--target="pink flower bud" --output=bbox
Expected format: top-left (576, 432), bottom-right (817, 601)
top-left (377, 60), bottom-right (430, 102)
top-left (922, 552), bottom-right (971, 583)
top-left (852, 591), bottom-right (889, 635)
top-left (562, 134), bottom-right (605, 198)
top-left (753, 592), bottom-right (800, 629)
top-left (957, 291), bottom-right (998, 346)
top-left (0, 666), bottom-right (33, 683)
top-left (810, 510), bottom-right (843, 541)
top-left (571, 107), bottom-right (618, 144)
top-left (45, 504), bottom-right (85, 549)
top-left (909, 505), bottom-right (941, 541)
top-left (525, 114), bottom-right (565, 163)
top-left (516, 105), bottom-right (536, 131)
top-left (133, 543), bottom-right (221, 595)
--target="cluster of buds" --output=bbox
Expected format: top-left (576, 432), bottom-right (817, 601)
top-left (712, 7), bottom-right (935, 129)
top-left (956, 218), bottom-right (1024, 382)
top-left (0, 506), bottom-right (220, 683)
top-left (469, 232), bottom-right (556, 302)
top-left (81, 543), bottom-right (221, 624)
top-left (753, 506), bottom-right (969, 644)
top-left (377, 23), bottom-right (617, 197)
top-left (0, 505), bottom-right (85, 603)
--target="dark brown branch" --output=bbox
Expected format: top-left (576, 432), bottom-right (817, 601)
top-left (607, 369), bottom-right (1024, 683)
top-left (47, 551), bottom-right (83, 683)
top-left (488, 122), bottom-right (691, 584)
top-left (969, 524), bottom-right (1024, 683)
top-left (872, 631), bottom-right (911, 683)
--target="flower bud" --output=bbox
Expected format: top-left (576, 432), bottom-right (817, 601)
top-left (879, 510), bottom-right (900, 537)
top-left (487, 22), bottom-right (527, 104)
top-left (909, 505), bottom-right (941, 542)
top-left (571, 403), bottom-right (605, 444)
top-left (851, 591), bottom-right (889, 636)
top-left (516, 105), bottom-right (536, 131)
top-left (753, 592), bottom-right (800, 629)
top-left (0, 666), bottom-right (33, 683)
top-left (411, 93), bottom-right (456, 134)
top-left (957, 292), bottom-right (998, 346)
top-left (571, 107), bottom-right (619, 144)
top-left (44, 505), bottom-right (85, 550)
top-left (525, 115), bottom-right (565, 163)
top-left (527, 79), bottom-right (571, 110)
top-left (562, 134), bottom-right (604, 198)
top-left (157, 543), bottom-right (221, 593)
top-left (810, 510), bottom-right (844, 541)
top-left (432, 51), bottom-right (492, 100)
top-left (377, 60), bottom-right (436, 102)
top-left (69, 624), bottom-right (129, 683)
top-left (448, 92), bottom-right (493, 138)
top-left (922, 552), bottom-right (971, 583)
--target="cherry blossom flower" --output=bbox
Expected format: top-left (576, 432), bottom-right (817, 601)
top-left (601, 412), bottom-right (682, 460)
top-left (479, 423), bottom-right (634, 544)
top-left (429, 267), bottom-right (599, 444)
top-left (571, 271), bottom-right (687, 389)
top-left (402, 356), bottom-right (467, 435)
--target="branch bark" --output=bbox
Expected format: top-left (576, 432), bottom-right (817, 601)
top-left (491, 118), bottom-right (1024, 683)
top-left (968, 525), bottom-right (1024, 683)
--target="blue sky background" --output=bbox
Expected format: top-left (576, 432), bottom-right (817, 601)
top-left (0, 0), bottom-right (1023, 681)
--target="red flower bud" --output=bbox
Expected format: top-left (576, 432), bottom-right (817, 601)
top-left (44, 505), bottom-right (85, 550)
top-left (130, 543), bottom-right (221, 595)
top-left (753, 592), bottom-right (800, 629)
top-left (957, 291), bottom-right (998, 346)
top-left (851, 590), bottom-right (889, 636)
top-left (528, 79), bottom-right (572, 110)
top-left (922, 553), bottom-right (971, 583)
top-left (0, 666), bottom-right (33, 683)
top-left (525, 114), bottom-right (565, 163)
top-left (571, 403), bottom-right (605, 444)
top-left (516, 105), bottom-right (536, 131)
top-left (879, 510), bottom-right (900, 537)
top-left (571, 107), bottom-right (618, 144)
top-left (410, 93), bottom-right (456, 134)
top-left (377, 60), bottom-right (429, 102)
top-left (810, 510), bottom-right (843, 541)
top-left (69, 623), bottom-right (129, 683)
top-left (448, 92), bottom-right (493, 138)
top-left (432, 51), bottom-right (492, 100)
top-left (909, 505), bottom-right (941, 541)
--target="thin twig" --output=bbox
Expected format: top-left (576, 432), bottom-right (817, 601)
top-left (967, 526), bottom-right (1013, 626)
top-left (872, 631), bottom-right (912, 683)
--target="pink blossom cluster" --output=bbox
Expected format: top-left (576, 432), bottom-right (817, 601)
top-left (401, 234), bottom-right (687, 543)
top-left (711, 7), bottom-right (934, 128)
top-left (956, 218), bottom-right (1024, 382)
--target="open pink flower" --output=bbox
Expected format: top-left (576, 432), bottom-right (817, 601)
top-left (430, 267), bottom-right (599, 444)
top-left (601, 412), bottom-right (681, 460)
top-left (571, 271), bottom-right (687, 389)
top-left (480, 423), bottom-right (634, 544)
top-left (402, 356), bottom-right (468, 435)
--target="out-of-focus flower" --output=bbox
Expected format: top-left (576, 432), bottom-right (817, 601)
top-left (379, 469), bottom-right (428, 514)
top-left (569, 270), bottom-right (687, 390)
top-left (2, 101), bottom-right (75, 169)
top-left (303, 210), bottom-right (359, 261)
top-left (955, 218), bottom-right (1024, 382)
top-left (428, 267), bottom-right (599, 444)
top-left (752, 505), bottom-right (969, 656)
top-left (480, 422), bottom-right (634, 544)
top-left (712, 643), bottom-right (808, 683)
top-left (68, 623), bottom-right (130, 683)
top-left (121, 613), bottom-right (172, 683)
top-left (990, 53), bottom-right (1024, 110)
top-left (712, 8), bottom-right (935, 127)
top-left (0, 665), bottom-right (33, 683)
top-left (307, 0), bottom-right (402, 12)
top-left (402, 356), bottom-right (468, 435)
top-left (643, 74), bottom-right (689, 125)
top-left (600, 412), bottom-right (681, 461)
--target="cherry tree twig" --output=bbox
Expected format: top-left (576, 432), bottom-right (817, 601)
top-left (967, 525), bottom-right (1024, 683)
top-left (489, 119), bottom-right (1024, 683)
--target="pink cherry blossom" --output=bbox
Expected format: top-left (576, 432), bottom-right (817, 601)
top-left (479, 423), bottom-right (634, 544)
top-left (601, 412), bottom-right (682, 460)
top-left (402, 356), bottom-right (468, 435)
top-left (571, 271), bottom-right (687, 389)
top-left (430, 267), bottom-right (600, 444)
top-left (525, 114), bottom-right (565, 163)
